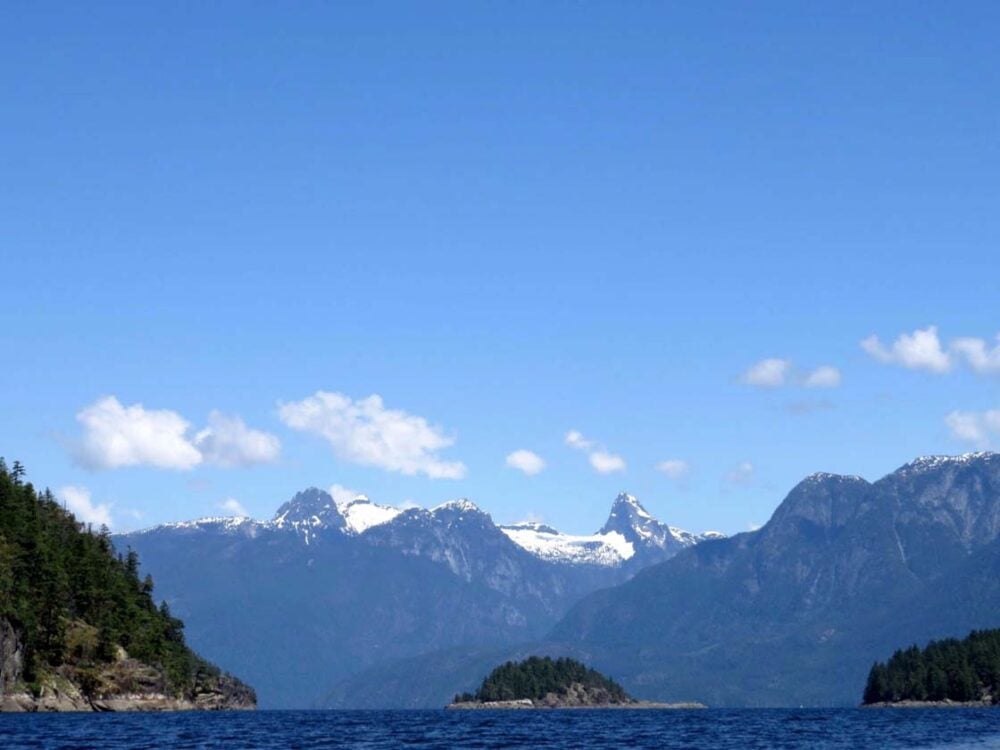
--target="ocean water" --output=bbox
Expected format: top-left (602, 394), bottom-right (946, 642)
top-left (1, 709), bottom-right (998, 749)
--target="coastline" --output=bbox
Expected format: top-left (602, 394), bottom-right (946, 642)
top-left (863, 700), bottom-right (996, 709)
top-left (447, 700), bottom-right (707, 710)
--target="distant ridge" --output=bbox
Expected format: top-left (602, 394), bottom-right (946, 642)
top-left (136, 488), bottom-right (720, 570)
top-left (117, 488), bottom-right (717, 707)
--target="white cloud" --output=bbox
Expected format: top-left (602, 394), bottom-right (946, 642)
top-left (219, 497), bottom-right (249, 516)
top-left (860, 326), bottom-right (952, 373)
top-left (589, 451), bottom-right (626, 474)
top-left (655, 459), bottom-right (690, 480)
top-left (329, 483), bottom-right (363, 505)
top-left (862, 327), bottom-right (1000, 377)
top-left (58, 485), bottom-right (113, 528)
top-left (726, 461), bottom-right (755, 486)
top-left (951, 335), bottom-right (1000, 375)
top-left (73, 396), bottom-right (280, 471)
top-left (278, 391), bottom-right (466, 479)
top-left (803, 365), bottom-right (842, 388)
top-left (75, 396), bottom-right (203, 470)
top-left (741, 358), bottom-right (791, 388)
top-left (564, 430), bottom-right (593, 450)
top-left (565, 430), bottom-right (626, 474)
top-left (741, 359), bottom-right (842, 389)
top-left (505, 450), bottom-right (546, 476)
top-left (945, 409), bottom-right (1000, 446)
top-left (195, 412), bottom-right (281, 468)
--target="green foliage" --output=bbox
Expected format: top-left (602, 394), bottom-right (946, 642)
top-left (863, 629), bottom-right (1000, 705)
top-left (0, 458), bottom-right (221, 697)
top-left (469, 656), bottom-right (630, 703)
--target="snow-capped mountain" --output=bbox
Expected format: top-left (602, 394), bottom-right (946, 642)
top-left (139, 488), bottom-right (720, 570)
top-left (119, 486), bottom-right (719, 708)
top-left (271, 487), bottom-right (347, 543)
top-left (600, 492), bottom-right (697, 549)
top-left (501, 492), bottom-right (723, 569)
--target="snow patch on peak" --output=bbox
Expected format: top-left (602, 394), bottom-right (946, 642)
top-left (133, 515), bottom-right (259, 536)
top-left (431, 499), bottom-right (483, 515)
top-left (501, 521), bottom-right (561, 535)
top-left (500, 524), bottom-right (635, 566)
top-left (802, 472), bottom-right (867, 484)
top-left (698, 530), bottom-right (726, 541)
top-left (613, 492), bottom-right (651, 516)
top-left (339, 496), bottom-right (403, 534)
top-left (903, 452), bottom-right (996, 472)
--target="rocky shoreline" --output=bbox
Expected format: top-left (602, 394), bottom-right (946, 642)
top-left (447, 699), bottom-right (707, 710)
top-left (863, 699), bottom-right (996, 709)
top-left (1, 620), bottom-right (255, 713)
top-left (1, 668), bottom-right (255, 713)
top-left (1, 685), bottom-right (256, 713)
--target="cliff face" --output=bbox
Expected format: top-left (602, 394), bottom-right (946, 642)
top-left (0, 618), bottom-right (25, 696)
top-left (0, 618), bottom-right (255, 713)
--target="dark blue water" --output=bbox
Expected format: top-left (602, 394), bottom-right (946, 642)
top-left (1, 709), bottom-right (998, 749)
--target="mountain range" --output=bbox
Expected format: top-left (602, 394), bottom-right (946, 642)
top-left (118, 452), bottom-right (1000, 709)
top-left (547, 452), bottom-right (1000, 706)
top-left (116, 489), bottom-right (714, 707)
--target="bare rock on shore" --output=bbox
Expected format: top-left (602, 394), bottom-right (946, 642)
top-left (1, 620), bottom-right (255, 713)
top-left (447, 681), bottom-right (707, 710)
top-left (864, 699), bottom-right (996, 709)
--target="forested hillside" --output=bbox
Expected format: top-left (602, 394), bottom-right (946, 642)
top-left (0, 459), bottom-right (253, 709)
top-left (863, 629), bottom-right (1000, 705)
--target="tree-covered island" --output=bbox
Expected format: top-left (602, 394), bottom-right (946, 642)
top-left (863, 629), bottom-right (1000, 707)
top-left (448, 656), bottom-right (704, 709)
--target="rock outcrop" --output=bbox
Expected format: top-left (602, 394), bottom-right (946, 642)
top-left (0, 617), bottom-right (255, 713)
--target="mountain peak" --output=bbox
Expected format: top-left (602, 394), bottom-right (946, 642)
top-left (610, 492), bottom-right (652, 515)
top-left (272, 488), bottom-right (347, 531)
top-left (768, 472), bottom-right (872, 532)
top-left (900, 452), bottom-right (997, 474)
top-left (598, 492), bottom-right (720, 555)
top-left (431, 498), bottom-right (484, 515)
top-left (600, 492), bottom-right (655, 537)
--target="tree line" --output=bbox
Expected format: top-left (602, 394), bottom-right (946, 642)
top-left (454, 656), bottom-right (630, 703)
top-left (0, 458), bottom-right (220, 696)
top-left (863, 629), bottom-right (1000, 704)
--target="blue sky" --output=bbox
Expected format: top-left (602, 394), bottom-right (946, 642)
top-left (2, 3), bottom-right (998, 536)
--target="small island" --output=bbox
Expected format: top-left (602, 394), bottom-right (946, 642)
top-left (447, 656), bottom-right (705, 710)
top-left (862, 629), bottom-right (999, 708)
